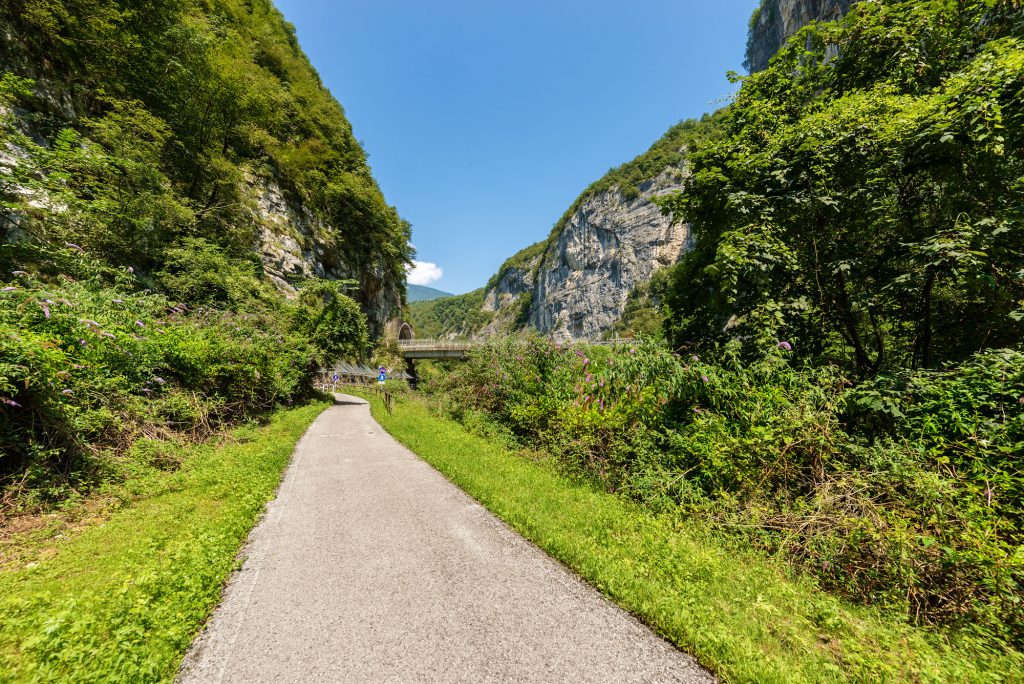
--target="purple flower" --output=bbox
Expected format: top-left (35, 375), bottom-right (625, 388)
top-left (598, 399), bottom-right (605, 411)
top-left (2, 286), bottom-right (17, 292)
top-left (127, 266), bottom-right (134, 274)
top-left (99, 331), bottom-right (115, 339)
top-left (1, 398), bottom-right (20, 408)
top-left (691, 355), bottom-right (699, 362)
top-left (575, 349), bottom-right (584, 358)
top-left (135, 320), bottom-right (145, 328)
top-left (38, 302), bottom-right (50, 319)
top-left (153, 377), bottom-right (165, 385)
top-left (585, 373), bottom-right (592, 383)
top-left (599, 379), bottom-right (604, 388)
top-left (80, 319), bottom-right (99, 327)
top-left (778, 341), bottom-right (793, 351)
top-left (78, 339), bottom-right (86, 347)
top-left (12, 271), bottom-right (28, 276)
top-left (701, 375), bottom-right (709, 384)
top-left (65, 243), bottom-right (83, 251)
top-left (61, 389), bottom-right (73, 396)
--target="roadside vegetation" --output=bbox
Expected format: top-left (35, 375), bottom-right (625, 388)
top-left (1, 0), bottom-right (389, 518)
top-left (0, 401), bottom-right (327, 682)
top-left (367, 391), bottom-right (1021, 682)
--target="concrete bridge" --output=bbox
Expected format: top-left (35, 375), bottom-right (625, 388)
top-left (397, 339), bottom-right (475, 360)
top-left (396, 337), bottom-right (637, 361)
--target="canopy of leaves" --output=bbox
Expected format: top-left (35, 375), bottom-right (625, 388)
top-left (661, 0), bottom-right (1024, 376)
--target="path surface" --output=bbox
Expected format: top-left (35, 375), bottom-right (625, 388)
top-left (178, 395), bottom-right (713, 683)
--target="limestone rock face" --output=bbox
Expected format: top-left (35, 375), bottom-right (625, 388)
top-left (477, 168), bottom-right (691, 342)
top-left (529, 170), bottom-right (691, 341)
top-left (248, 174), bottom-right (400, 337)
top-left (746, 0), bottom-right (854, 73)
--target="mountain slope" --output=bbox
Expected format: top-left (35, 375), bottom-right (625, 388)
top-left (0, 0), bottom-right (411, 334)
top-left (407, 284), bottom-right (453, 303)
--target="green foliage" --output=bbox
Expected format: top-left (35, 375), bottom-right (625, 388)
top-left (293, 280), bottom-right (370, 364)
top-left (660, 0), bottom-right (1024, 375)
top-left (369, 391), bottom-right (1022, 682)
top-left (406, 288), bottom-right (492, 339)
top-left (423, 335), bottom-right (1024, 649)
top-left (1, 0), bottom-right (412, 320)
top-left (0, 402), bottom-right (326, 682)
top-left (0, 245), bottom-right (317, 513)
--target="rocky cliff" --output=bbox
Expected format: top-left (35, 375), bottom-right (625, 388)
top-left (462, 118), bottom-right (715, 342)
top-left (0, 0), bottom-right (410, 337)
top-left (528, 169), bottom-right (691, 340)
top-left (745, 0), bottom-right (855, 73)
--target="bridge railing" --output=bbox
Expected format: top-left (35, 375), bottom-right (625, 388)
top-left (396, 339), bottom-right (476, 351)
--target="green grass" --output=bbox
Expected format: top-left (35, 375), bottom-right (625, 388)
top-left (363, 392), bottom-right (1022, 683)
top-left (0, 401), bottom-right (328, 683)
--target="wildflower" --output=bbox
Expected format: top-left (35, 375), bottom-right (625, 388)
top-left (692, 406), bottom-right (702, 413)
top-left (574, 349), bottom-right (584, 358)
top-left (691, 355), bottom-right (699, 362)
top-left (135, 320), bottom-right (145, 328)
top-left (598, 399), bottom-right (605, 411)
top-left (80, 319), bottom-right (100, 327)
top-left (153, 377), bottom-right (166, 385)
top-left (99, 331), bottom-right (116, 339)
top-left (38, 301), bottom-right (50, 319)
top-left (599, 379), bottom-right (604, 388)
top-left (1, 286), bottom-right (17, 292)
top-left (11, 270), bottom-right (28, 276)
top-left (65, 243), bottom-right (83, 251)
top-left (78, 339), bottom-right (86, 347)
top-left (701, 375), bottom-right (709, 384)
top-left (585, 373), bottom-right (592, 383)
top-left (1, 398), bottom-right (20, 407)
top-left (127, 267), bottom-right (134, 274)
top-left (61, 389), bottom-right (73, 396)
top-left (112, 299), bottom-right (123, 304)
top-left (1019, 396), bottom-right (1024, 405)
top-left (777, 341), bottom-right (793, 351)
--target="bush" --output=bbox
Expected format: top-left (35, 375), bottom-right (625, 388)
top-left (422, 335), bottom-right (1024, 647)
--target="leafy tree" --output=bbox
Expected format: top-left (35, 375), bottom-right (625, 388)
top-left (659, 0), bottom-right (1024, 375)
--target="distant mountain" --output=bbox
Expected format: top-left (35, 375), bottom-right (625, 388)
top-left (408, 284), bottom-right (454, 302)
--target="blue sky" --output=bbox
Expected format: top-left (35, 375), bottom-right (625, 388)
top-left (273, 0), bottom-right (755, 294)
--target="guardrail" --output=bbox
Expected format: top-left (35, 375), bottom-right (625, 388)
top-left (396, 339), bottom-right (476, 351)
top-left (316, 380), bottom-right (395, 414)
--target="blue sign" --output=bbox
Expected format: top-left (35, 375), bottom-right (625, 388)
top-left (332, 374), bottom-right (339, 382)
top-left (378, 371), bottom-right (387, 384)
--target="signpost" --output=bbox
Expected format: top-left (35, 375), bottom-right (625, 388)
top-left (378, 367), bottom-right (387, 385)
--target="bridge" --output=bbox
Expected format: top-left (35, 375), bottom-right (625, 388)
top-left (397, 339), bottom-right (475, 360)
top-left (396, 337), bottom-right (637, 360)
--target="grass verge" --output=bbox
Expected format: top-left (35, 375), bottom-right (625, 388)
top-left (361, 392), bottom-right (1022, 683)
top-left (0, 401), bottom-right (328, 683)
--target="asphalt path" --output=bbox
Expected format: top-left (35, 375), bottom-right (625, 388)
top-left (178, 395), bottom-right (713, 683)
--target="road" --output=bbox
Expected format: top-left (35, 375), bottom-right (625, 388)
top-left (178, 395), bottom-right (713, 683)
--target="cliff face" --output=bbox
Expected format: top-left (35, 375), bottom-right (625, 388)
top-left (745, 0), bottom-right (854, 73)
top-left (529, 170), bottom-right (691, 340)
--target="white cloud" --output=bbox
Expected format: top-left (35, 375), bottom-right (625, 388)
top-left (406, 260), bottom-right (444, 286)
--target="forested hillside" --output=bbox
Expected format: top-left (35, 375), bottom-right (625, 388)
top-left (0, 0), bottom-right (409, 514)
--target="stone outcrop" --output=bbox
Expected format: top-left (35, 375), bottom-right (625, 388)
top-left (477, 167), bottom-right (691, 342)
top-left (745, 0), bottom-right (855, 73)
top-left (529, 170), bottom-right (691, 341)
top-left (248, 173), bottom-right (400, 337)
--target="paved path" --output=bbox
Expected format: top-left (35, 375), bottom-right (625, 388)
top-left (178, 395), bottom-right (713, 683)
